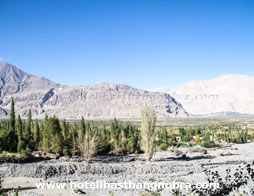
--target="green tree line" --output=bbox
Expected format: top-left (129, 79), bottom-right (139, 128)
top-left (0, 98), bottom-right (145, 162)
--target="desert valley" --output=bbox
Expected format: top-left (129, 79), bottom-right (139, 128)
top-left (0, 62), bottom-right (254, 196)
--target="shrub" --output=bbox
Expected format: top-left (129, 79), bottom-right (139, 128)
top-left (112, 147), bottom-right (126, 155)
top-left (159, 143), bottom-right (168, 151)
top-left (79, 133), bottom-right (107, 163)
top-left (172, 161), bottom-right (254, 196)
top-left (126, 138), bottom-right (136, 153)
top-left (201, 140), bottom-right (220, 148)
top-left (195, 135), bottom-right (201, 144)
top-left (188, 143), bottom-right (194, 147)
top-left (17, 141), bottom-right (24, 154)
top-left (63, 147), bottom-right (71, 157)
top-left (201, 141), bottom-right (210, 148)
top-left (119, 139), bottom-right (128, 153)
top-left (20, 149), bottom-right (32, 160)
top-left (183, 135), bottom-right (191, 142)
top-left (168, 141), bottom-right (177, 146)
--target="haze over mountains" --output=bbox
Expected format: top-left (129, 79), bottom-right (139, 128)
top-left (148, 74), bottom-right (254, 116)
top-left (0, 62), bottom-right (188, 119)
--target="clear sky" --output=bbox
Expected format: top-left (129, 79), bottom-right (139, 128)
top-left (0, 0), bottom-right (254, 89)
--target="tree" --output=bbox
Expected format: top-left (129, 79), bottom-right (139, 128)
top-left (79, 117), bottom-right (86, 137)
top-left (0, 124), bottom-right (9, 152)
top-left (42, 114), bottom-right (50, 152)
top-left (61, 119), bottom-right (68, 140)
top-left (70, 122), bottom-right (78, 156)
top-left (62, 119), bottom-right (71, 156)
top-left (195, 135), bottom-right (201, 144)
top-left (33, 119), bottom-right (40, 149)
top-left (78, 126), bottom-right (106, 164)
top-left (48, 116), bottom-right (63, 155)
top-left (9, 97), bottom-right (15, 132)
top-left (141, 106), bottom-right (156, 161)
top-left (17, 115), bottom-right (22, 140)
top-left (158, 127), bottom-right (168, 144)
top-left (8, 97), bottom-right (17, 152)
top-left (17, 115), bottom-right (24, 153)
top-left (111, 118), bottom-right (121, 149)
top-left (24, 109), bottom-right (33, 149)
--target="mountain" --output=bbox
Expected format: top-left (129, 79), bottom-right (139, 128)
top-left (146, 87), bottom-right (172, 93)
top-left (0, 62), bottom-right (189, 119)
top-left (148, 74), bottom-right (254, 116)
top-left (0, 62), bottom-right (59, 96)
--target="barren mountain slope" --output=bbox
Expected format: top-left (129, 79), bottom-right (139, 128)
top-left (0, 62), bottom-right (189, 119)
top-left (149, 74), bottom-right (254, 115)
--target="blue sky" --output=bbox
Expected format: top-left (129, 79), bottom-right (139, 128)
top-left (0, 0), bottom-right (254, 88)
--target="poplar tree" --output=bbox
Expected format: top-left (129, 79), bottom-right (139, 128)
top-left (61, 119), bottom-right (68, 140)
top-left (17, 115), bottom-right (24, 153)
top-left (79, 117), bottom-right (86, 137)
top-left (42, 114), bottom-right (50, 152)
top-left (141, 106), bottom-right (156, 161)
top-left (70, 122), bottom-right (78, 156)
top-left (48, 116), bottom-right (63, 155)
top-left (24, 109), bottom-right (32, 149)
top-left (33, 119), bottom-right (40, 149)
top-left (9, 97), bottom-right (15, 132)
top-left (111, 118), bottom-right (121, 149)
top-left (8, 97), bottom-right (17, 152)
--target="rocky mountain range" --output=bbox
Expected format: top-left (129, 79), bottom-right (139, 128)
top-left (0, 62), bottom-right (189, 119)
top-left (148, 74), bottom-right (254, 116)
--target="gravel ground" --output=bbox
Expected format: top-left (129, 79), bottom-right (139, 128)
top-left (1, 142), bottom-right (254, 196)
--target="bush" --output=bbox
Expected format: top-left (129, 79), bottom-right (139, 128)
top-left (188, 143), bottom-right (194, 147)
top-left (109, 142), bottom-right (115, 151)
top-left (195, 135), bottom-right (201, 144)
top-left (172, 161), bottom-right (254, 196)
top-left (112, 147), bottom-right (126, 155)
top-left (168, 141), bottom-right (177, 146)
top-left (159, 143), bottom-right (168, 151)
top-left (201, 141), bottom-right (220, 148)
top-left (201, 141), bottom-right (210, 148)
top-left (126, 138), bottom-right (136, 153)
top-left (119, 139), bottom-right (128, 151)
top-left (20, 149), bottom-right (32, 160)
top-left (63, 147), bottom-right (71, 157)
top-left (17, 141), bottom-right (24, 154)
top-left (191, 162), bottom-right (254, 195)
top-left (183, 135), bottom-right (191, 142)
top-left (97, 143), bottom-right (111, 155)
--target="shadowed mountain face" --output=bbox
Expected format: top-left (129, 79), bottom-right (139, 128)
top-left (0, 62), bottom-right (189, 119)
top-left (148, 74), bottom-right (254, 116)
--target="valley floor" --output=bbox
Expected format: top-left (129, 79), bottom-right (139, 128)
top-left (1, 142), bottom-right (254, 196)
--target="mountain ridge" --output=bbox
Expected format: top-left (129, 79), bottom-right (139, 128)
top-left (0, 62), bottom-right (189, 119)
top-left (148, 74), bottom-right (254, 116)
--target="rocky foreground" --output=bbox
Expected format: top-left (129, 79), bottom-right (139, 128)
top-left (1, 142), bottom-right (254, 196)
